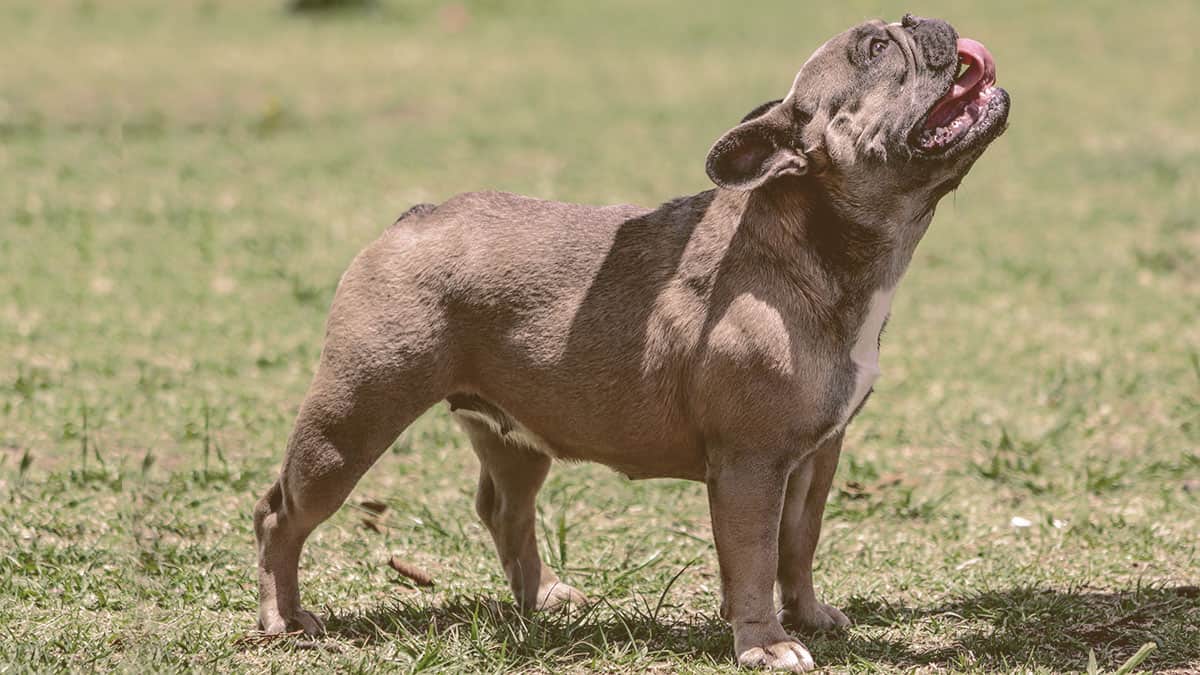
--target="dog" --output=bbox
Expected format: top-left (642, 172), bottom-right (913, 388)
top-left (253, 14), bottom-right (1009, 671)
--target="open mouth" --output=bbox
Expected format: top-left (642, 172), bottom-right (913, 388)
top-left (913, 38), bottom-right (1005, 153)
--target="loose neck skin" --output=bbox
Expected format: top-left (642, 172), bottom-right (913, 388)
top-left (712, 177), bottom-right (936, 302)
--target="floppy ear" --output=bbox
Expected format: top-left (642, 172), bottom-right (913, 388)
top-left (706, 100), bottom-right (808, 191)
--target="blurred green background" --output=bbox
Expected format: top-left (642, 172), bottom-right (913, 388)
top-left (1, 1), bottom-right (1197, 672)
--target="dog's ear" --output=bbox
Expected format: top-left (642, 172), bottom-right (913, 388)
top-left (739, 98), bottom-right (784, 123)
top-left (706, 100), bottom-right (808, 191)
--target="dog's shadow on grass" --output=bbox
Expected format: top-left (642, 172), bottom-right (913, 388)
top-left (818, 584), bottom-right (1200, 672)
top-left (325, 593), bottom-right (735, 667)
top-left (324, 584), bottom-right (1199, 671)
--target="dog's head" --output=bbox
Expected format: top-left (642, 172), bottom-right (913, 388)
top-left (706, 14), bottom-right (1010, 216)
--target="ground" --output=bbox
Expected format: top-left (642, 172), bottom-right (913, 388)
top-left (1, 0), bottom-right (1198, 672)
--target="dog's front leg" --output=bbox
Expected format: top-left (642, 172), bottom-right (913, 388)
top-left (707, 454), bottom-right (815, 672)
top-left (777, 434), bottom-right (850, 633)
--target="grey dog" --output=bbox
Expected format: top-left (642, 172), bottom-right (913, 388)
top-left (253, 14), bottom-right (1009, 672)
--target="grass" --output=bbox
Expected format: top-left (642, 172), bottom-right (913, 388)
top-left (1, 0), bottom-right (1198, 672)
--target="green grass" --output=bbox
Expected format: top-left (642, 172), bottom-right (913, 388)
top-left (2, 0), bottom-right (1198, 672)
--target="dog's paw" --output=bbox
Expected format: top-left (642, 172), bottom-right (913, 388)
top-left (781, 601), bottom-right (850, 634)
top-left (737, 640), bottom-right (815, 672)
top-left (536, 581), bottom-right (589, 611)
top-left (258, 608), bottom-right (326, 636)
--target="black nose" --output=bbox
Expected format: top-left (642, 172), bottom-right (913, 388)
top-left (899, 14), bottom-right (958, 71)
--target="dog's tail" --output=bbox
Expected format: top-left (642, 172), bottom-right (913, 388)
top-left (391, 203), bottom-right (438, 227)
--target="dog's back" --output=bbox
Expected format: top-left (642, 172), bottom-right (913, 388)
top-left (349, 190), bottom-right (719, 477)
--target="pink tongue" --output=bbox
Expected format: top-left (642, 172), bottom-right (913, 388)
top-left (925, 38), bottom-right (997, 128)
top-left (953, 38), bottom-right (996, 98)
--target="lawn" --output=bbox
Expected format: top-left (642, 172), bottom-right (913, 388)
top-left (1, 0), bottom-right (1197, 672)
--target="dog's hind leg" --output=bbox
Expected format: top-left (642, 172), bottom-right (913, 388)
top-left (253, 338), bottom-right (443, 635)
top-left (458, 414), bottom-right (588, 611)
top-left (777, 433), bottom-right (850, 633)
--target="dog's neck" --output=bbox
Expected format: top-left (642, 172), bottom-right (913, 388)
top-left (713, 180), bottom-right (934, 301)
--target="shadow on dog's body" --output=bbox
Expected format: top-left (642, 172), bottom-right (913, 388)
top-left (256, 14), bottom-right (1009, 672)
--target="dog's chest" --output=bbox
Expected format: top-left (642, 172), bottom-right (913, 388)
top-left (839, 285), bottom-right (896, 425)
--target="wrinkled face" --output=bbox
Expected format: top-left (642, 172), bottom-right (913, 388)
top-left (706, 15), bottom-right (1011, 214)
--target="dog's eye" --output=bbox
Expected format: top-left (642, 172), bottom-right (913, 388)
top-left (869, 38), bottom-right (889, 58)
